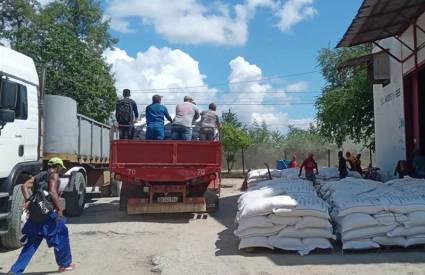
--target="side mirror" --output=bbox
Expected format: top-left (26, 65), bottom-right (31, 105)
top-left (0, 109), bottom-right (15, 123)
top-left (0, 78), bottom-right (18, 109)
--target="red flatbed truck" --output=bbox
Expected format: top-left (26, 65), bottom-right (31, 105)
top-left (109, 140), bottom-right (221, 214)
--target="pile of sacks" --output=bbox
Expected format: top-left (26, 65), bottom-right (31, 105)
top-left (234, 178), bottom-right (334, 255)
top-left (246, 167), bottom-right (361, 189)
top-left (319, 177), bottom-right (425, 250)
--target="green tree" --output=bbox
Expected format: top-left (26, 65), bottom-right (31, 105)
top-left (315, 45), bottom-right (374, 149)
top-left (222, 109), bottom-right (243, 129)
top-left (0, 0), bottom-right (39, 45)
top-left (1, 0), bottom-right (118, 122)
top-left (221, 122), bottom-right (251, 173)
top-left (248, 120), bottom-right (271, 144)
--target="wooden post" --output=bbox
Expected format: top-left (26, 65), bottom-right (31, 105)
top-left (328, 149), bottom-right (331, 167)
top-left (242, 149), bottom-right (246, 174)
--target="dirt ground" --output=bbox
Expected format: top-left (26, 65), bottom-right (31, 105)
top-left (1, 178), bottom-right (425, 275)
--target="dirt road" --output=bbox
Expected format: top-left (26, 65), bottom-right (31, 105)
top-left (1, 178), bottom-right (425, 275)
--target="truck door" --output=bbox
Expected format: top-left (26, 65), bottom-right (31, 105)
top-left (0, 80), bottom-right (25, 179)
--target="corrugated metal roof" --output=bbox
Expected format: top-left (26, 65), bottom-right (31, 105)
top-left (338, 0), bottom-right (425, 48)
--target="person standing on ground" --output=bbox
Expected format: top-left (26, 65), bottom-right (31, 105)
top-left (394, 160), bottom-right (410, 178)
top-left (298, 153), bottom-right (319, 186)
top-left (116, 89), bottom-right (138, 139)
top-left (346, 152), bottom-right (357, 171)
top-left (200, 103), bottom-right (220, 141)
top-left (355, 153), bottom-right (363, 174)
top-left (289, 155), bottom-right (298, 168)
top-left (171, 96), bottom-right (200, 140)
top-left (338, 151), bottom-right (348, 179)
top-left (9, 157), bottom-right (75, 274)
top-left (145, 95), bottom-right (172, 140)
top-left (412, 149), bottom-right (425, 178)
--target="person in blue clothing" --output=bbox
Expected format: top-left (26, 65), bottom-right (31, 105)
top-left (145, 94), bottom-right (172, 140)
top-left (9, 157), bottom-right (75, 274)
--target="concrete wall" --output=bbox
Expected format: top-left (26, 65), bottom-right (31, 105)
top-left (373, 13), bottom-right (425, 180)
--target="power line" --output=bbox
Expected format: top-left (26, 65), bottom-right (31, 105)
top-left (131, 90), bottom-right (322, 94)
top-left (137, 102), bottom-right (315, 106)
top-left (126, 70), bottom-right (321, 92)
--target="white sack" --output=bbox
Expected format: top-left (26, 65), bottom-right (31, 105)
top-left (373, 213), bottom-right (408, 226)
top-left (239, 196), bottom-right (297, 218)
top-left (301, 238), bottom-right (333, 255)
top-left (268, 236), bottom-right (303, 251)
top-left (278, 226), bottom-right (335, 239)
top-left (387, 225), bottom-right (425, 237)
top-left (295, 217), bottom-right (332, 230)
top-left (405, 236), bottom-right (425, 247)
top-left (267, 214), bottom-right (301, 226)
top-left (373, 236), bottom-right (406, 246)
top-left (343, 239), bottom-right (380, 250)
top-left (338, 213), bottom-right (379, 233)
top-left (235, 225), bottom-right (286, 238)
top-left (342, 225), bottom-right (397, 241)
top-left (239, 236), bottom-right (274, 250)
top-left (236, 216), bottom-right (275, 232)
top-left (404, 211), bottom-right (425, 228)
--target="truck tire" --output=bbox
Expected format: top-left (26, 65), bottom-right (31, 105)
top-left (204, 190), bottom-right (219, 213)
top-left (1, 184), bottom-right (25, 249)
top-left (64, 172), bottom-right (86, 217)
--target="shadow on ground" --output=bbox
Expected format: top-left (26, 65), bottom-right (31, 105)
top-left (67, 198), bottom-right (196, 225)
top-left (213, 192), bottom-right (425, 266)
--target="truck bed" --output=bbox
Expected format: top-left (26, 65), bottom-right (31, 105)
top-left (110, 140), bottom-right (222, 182)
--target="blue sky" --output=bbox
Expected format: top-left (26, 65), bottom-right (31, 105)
top-left (102, 0), bottom-right (363, 132)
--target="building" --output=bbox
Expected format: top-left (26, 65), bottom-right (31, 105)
top-left (338, 0), bottom-right (425, 179)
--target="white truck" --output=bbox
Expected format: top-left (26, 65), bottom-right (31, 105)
top-left (0, 45), bottom-right (114, 248)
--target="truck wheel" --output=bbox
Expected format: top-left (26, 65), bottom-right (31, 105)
top-left (204, 190), bottom-right (219, 213)
top-left (1, 184), bottom-right (25, 249)
top-left (64, 172), bottom-right (86, 217)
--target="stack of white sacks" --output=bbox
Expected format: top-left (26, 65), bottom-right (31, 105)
top-left (246, 167), bottom-right (361, 189)
top-left (235, 177), bottom-right (335, 255)
top-left (319, 177), bottom-right (425, 250)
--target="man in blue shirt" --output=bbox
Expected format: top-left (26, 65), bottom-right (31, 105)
top-left (145, 95), bottom-right (172, 140)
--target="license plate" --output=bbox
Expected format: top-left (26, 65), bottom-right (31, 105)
top-left (157, 196), bottom-right (178, 203)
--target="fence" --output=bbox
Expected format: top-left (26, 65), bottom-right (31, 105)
top-left (222, 143), bottom-right (375, 172)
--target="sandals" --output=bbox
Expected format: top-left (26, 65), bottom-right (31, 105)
top-left (58, 263), bottom-right (76, 273)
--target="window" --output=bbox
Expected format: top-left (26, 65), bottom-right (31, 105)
top-left (14, 84), bottom-right (28, 120)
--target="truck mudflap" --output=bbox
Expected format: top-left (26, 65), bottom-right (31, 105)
top-left (127, 197), bottom-right (206, 214)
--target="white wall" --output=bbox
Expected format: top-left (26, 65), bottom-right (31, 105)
top-left (373, 12), bottom-right (425, 180)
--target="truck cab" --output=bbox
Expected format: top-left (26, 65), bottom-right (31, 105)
top-left (0, 46), bottom-right (43, 248)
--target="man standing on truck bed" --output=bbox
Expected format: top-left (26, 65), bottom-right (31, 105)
top-left (116, 89), bottom-right (139, 139)
top-left (9, 157), bottom-right (75, 274)
top-left (171, 96), bottom-right (200, 140)
top-left (200, 103), bottom-right (220, 141)
top-left (145, 94), bottom-right (172, 140)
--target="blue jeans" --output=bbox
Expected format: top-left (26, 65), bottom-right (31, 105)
top-left (146, 125), bottom-right (165, 140)
top-left (10, 212), bottom-right (72, 274)
top-left (171, 124), bottom-right (192, 140)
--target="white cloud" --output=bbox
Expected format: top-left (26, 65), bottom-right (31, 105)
top-left (103, 46), bottom-right (216, 113)
top-left (106, 0), bottom-right (317, 45)
top-left (104, 47), bottom-right (311, 133)
top-left (39, 0), bottom-right (55, 6)
top-left (221, 56), bottom-right (294, 132)
top-left (276, 0), bottom-right (317, 32)
top-left (286, 81), bottom-right (308, 92)
top-left (288, 118), bottom-right (315, 130)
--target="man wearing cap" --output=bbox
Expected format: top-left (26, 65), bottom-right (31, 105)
top-left (145, 95), bottom-right (172, 140)
top-left (171, 96), bottom-right (200, 141)
top-left (9, 157), bottom-right (75, 274)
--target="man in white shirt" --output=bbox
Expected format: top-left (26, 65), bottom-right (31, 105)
top-left (171, 96), bottom-right (200, 140)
